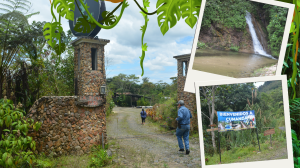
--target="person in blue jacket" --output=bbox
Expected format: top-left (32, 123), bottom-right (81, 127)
top-left (176, 100), bottom-right (192, 155)
top-left (140, 109), bottom-right (147, 125)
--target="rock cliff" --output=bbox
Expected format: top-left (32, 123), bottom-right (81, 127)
top-left (199, 13), bottom-right (272, 56)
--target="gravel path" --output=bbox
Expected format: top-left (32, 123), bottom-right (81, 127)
top-left (106, 107), bottom-right (201, 168)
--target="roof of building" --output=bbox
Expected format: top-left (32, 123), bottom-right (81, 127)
top-left (173, 53), bottom-right (191, 60)
top-left (70, 36), bottom-right (110, 45)
top-left (115, 93), bottom-right (151, 99)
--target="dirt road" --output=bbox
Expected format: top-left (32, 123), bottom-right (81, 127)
top-left (106, 107), bottom-right (201, 168)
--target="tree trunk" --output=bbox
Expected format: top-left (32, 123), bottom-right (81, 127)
top-left (210, 119), bottom-right (216, 153)
top-left (211, 86), bottom-right (216, 153)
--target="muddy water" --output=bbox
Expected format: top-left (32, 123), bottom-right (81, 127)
top-left (192, 49), bottom-right (278, 78)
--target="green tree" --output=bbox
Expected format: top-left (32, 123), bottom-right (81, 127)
top-left (0, 0), bottom-right (40, 98)
top-left (200, 86), bottom-right (218, 153)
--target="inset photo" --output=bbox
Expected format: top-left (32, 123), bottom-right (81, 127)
top-left (184, 0), bottom-right (294, 93)
top-left (195, 76), bottom-right (293, 168)
top-left (194, 0), bottom-right (287, 77)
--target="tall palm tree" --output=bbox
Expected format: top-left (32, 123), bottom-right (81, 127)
top-left (0, 0), bottom-right (40, 97)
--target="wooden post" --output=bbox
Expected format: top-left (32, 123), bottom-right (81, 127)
top-left (255, 127), bottom-right (261, 152)
top-left (218, 128), bottom-right (221, 163)
top-left (270, 134), bottom-right (272, 147)
top-left (264, 128), bottom-right (275, 147)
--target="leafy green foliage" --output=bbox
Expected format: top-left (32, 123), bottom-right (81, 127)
top-left (156, 0), bottom-right (181, 35)
top-left (40, 32), bottom-right (75, 97)
top-left (101, 11), bottom-right (117, 26)
top-left (0, 97), bottom-right (41, 167)
top-left (230, 45), bottom-right (239, 52)
top-left (43, 22), bottom-right (63, 49)
top-left (181, 0), bottom-right (201, 28)
top-left (137, 97), bottom-right (150, 106)
top-left (89, 145), bottom-right (113, 167)
top-left (197, 42), bottom-right (208, 49)
top-left (139, 0), bottom-right (150, 76)
top-left (265, 5), bottom-right (288, 57)
top-left (53, 0), bottom-right (75, 21)
top-left (74, 15), bottom-right (96, 33)
top-left (107, 74), bottom-right (177, 106)
top-left (105, 88), bottom-right (115, 117)
top-left (292, 129), bottom-right (300, 167)
top-left (200, 0), bottom-right (254, 30)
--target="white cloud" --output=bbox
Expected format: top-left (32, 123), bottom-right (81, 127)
top-left (26, 0), bottom-right (197, 83)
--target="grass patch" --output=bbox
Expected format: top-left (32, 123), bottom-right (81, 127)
top-left (205, 140), bottom-right (287, 165)
top-left (34, 145), bottom-right (115, 168)
top-left (35, 153), bottom-right (91, 168)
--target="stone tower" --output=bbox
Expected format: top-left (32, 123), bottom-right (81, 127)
top-left (72, 37), bottom-right (110, 106)
top-left (173, 54), bottom-right (197, 131)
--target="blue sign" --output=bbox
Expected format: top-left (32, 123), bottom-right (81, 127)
top-left (217, 110), bottom-right (256, 131)
top-left (69, 0), bottom-right (106, 37)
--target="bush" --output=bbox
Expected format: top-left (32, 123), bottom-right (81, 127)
top-left (137, 97), bottom-right (150, 106)
top-left (197, 42), bottom-right (208, 49)
top-left (105, 89), bottom-right (115, 116)
top-left (89, 145), bottom-right (113, 167)
top-left (230, 45), bottom-right (239, 52)
top-left (0, 97), bottom-right (41, 168)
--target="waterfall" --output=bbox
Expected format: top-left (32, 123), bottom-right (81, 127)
top-left (245, 11), bottom-right (274, 59)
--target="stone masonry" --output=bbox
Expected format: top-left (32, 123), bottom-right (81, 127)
top-left (73, 37), bottom-right (109, 106)
top-left (27, 96), bottom-right (106, 156)
top-left (173, 54), bottom-right (197, 131)
top-left (26, 37), bottom-right (110, 156)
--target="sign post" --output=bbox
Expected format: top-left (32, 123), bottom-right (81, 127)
top-left (218, 127), bottom-right (221, 163)
top-left (264, 128), bottom-right (275, 147)
top-left (255, 127), bottom-right (261, 152)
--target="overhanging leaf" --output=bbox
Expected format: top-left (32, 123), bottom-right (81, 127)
top-left (156, 0), bottom-right (181, 35)
top-left (74, 16), bottom-right (96, 33)
top-left (53, 0), bottom-right (75, 21)
top-left (181, 0), bottom-right (201, 28)
top-left (53, 42), bottom-right (66, 56)
top-left (43, 22), bottom-right (63, 48)
top-left (101, 11), bottom-right (117, 26)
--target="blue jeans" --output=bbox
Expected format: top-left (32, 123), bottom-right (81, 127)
top-left (176, 124), bottom-right (190, 150)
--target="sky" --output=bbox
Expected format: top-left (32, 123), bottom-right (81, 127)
top-left (254, 82), bottom-right (264, 88)
top-left (26, 0), bottom-right (197, 84)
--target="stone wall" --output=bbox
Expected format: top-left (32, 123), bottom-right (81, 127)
top-left (175, 55), bottom-right (197, 131)
top-left (26, 96), bottom-right (107, 157)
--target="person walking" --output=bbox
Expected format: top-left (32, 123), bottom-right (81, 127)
top-left (176, 100), bottom-right (192, 155)
top-left (140, 109), bottom-right (147, 125)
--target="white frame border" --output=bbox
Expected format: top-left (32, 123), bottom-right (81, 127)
top-left (185, 0), bottom-right (295, 93)
top-left (195, 75), bottom-right (293, 168)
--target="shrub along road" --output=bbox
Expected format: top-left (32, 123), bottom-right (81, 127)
top-left (106, 107), bottom-right (201, 168)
